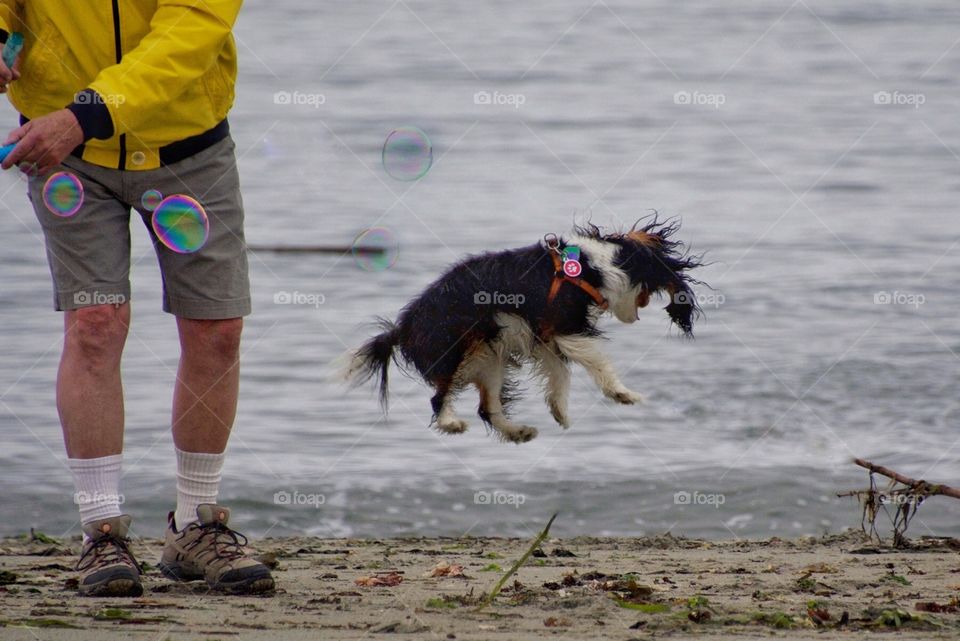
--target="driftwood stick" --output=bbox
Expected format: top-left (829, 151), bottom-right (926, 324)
top-left (246, 244), bottom-right (386, 254)
top-left (852, 458), bottom-right (960, 500)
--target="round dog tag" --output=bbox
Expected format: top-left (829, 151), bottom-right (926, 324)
top-left (563, 259), bottom-right (582, 277)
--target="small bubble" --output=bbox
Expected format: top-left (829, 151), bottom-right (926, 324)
top-left (382, 126), bottom-right (432, 181)
top-left (351, 227), bottom-right (399, 271)
top-left (140, 189), bottom-right (163, 212)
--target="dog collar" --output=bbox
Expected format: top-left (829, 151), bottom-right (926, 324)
top-left (544, 238), bottom-right (608, 310)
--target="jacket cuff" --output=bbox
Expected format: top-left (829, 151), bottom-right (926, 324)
top-left (66, 90), bottom-right (114, 141)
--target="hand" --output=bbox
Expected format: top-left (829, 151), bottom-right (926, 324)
top-left (2, 109), bottom-right (84, 175)
top-left (0, 58), bottom-right (20, 93)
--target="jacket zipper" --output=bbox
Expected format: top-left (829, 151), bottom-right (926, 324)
top-left (111, 0), bottom-right (126, 170)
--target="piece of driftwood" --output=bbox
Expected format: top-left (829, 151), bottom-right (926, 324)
top-left (850, 459), bottom-right (960, 499)
top-left (246, 244), bottom-right (385, 254)
top-left (838, 458), bottom-right (958, 547)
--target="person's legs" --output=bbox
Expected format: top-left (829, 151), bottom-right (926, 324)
top-left (141, 138), bottom-right (271, 593)
top-left (160, 315), bottom-right (271, 594)
top-left (29, 156), bottom-right (143, 596)
top-left (60, 304), bottom-right (130, 458)
top-left (61, 303), bottom-right (130, 526)
top-left (171, 317), bottom-right (242, 529)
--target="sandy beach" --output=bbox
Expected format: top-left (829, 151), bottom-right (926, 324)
top-left (1, 531), bottom-right (959, 639)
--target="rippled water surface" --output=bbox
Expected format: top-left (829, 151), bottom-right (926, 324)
top-left (2, 0), bottom-right (959, 540)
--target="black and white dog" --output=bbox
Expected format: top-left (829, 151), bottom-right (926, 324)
top-left (344, 219), bottom-right (703, 443)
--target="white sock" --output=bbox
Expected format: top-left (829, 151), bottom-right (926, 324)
top-left (69, 454), bottom-right (123, 530)
top-left (174, 448), bottom-right (224, 530)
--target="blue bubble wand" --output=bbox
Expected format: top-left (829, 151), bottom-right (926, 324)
top-left (2, 31), bottom-right (22, 69)
top-left (0, 33), bottom-right (24, 164)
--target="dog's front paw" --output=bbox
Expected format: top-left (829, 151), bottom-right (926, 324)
top-left (501, 425), bottom-right (539, 444)
top-left (435, 418), bottom-right (469, 434)
top-left (610, 389), bottom-right (645, 405)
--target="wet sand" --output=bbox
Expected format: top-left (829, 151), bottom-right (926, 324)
top-left (1, 531), bottom-right (959, 639)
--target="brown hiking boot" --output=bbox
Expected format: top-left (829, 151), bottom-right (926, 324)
top-left (158, 504), bottom-right (274, 594)
top-left (76, 515), bottom-right (143, 597)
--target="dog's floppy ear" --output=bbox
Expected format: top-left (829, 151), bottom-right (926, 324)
top-left (624, 230), bottom-right (661, 248)
top-left (621, 217), bottom-right (705, 336)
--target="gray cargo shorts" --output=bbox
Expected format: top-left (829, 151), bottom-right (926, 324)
top-left (28, 136), bottom-right (250, 319)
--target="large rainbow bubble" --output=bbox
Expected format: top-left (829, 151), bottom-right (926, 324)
top-left (151, 195), bottom-right (209, 254)
top-left (42, 172), bottom-right (84, 217)
top-left (382, 126), bottom-right (432, 181)
top-left (352, 227), bottom-right (398, 271)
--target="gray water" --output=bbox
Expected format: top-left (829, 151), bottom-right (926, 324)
top-left (2, 0), bottom-right (959, 542)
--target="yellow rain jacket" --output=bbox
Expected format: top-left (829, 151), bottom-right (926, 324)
top-left (0, 0), bottom-right (242, 170)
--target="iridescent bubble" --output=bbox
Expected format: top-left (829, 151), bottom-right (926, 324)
top-left (141, 189), bottom-right (163, 212)
top-left (352, 227), bottom-right (398, 271)
top-left (42, 172), bottom-right (84, 217)
top-left (382, 126), bottom-right (432, 181)
top-left (151, 195), bottom-right (209, 254)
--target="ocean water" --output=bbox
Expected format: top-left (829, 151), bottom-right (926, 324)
top-left (2, 0), bottom-right (959, 542)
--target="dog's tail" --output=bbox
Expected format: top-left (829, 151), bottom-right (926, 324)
top-left (342, 319), bottom-right (400, 409)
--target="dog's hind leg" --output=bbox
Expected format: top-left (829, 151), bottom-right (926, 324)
top-left (430, 380), bottom-right (469, 434)
top-left (474, 359), bottom-right (538, 444)
top-left (554, 335), bottom-right (645, 404)
top-left (532, 342), bottom-right (571, 428)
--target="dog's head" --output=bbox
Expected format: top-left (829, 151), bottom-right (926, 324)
top-left (574, 218), bottom-right (704, 335)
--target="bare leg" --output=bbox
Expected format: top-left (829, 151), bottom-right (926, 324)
top-left (171, 318), bottom-right (243, 453)
top-left (58, 304), bottom-right (130, 458)
top-left (554, 335), bottom-right (644, 404)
